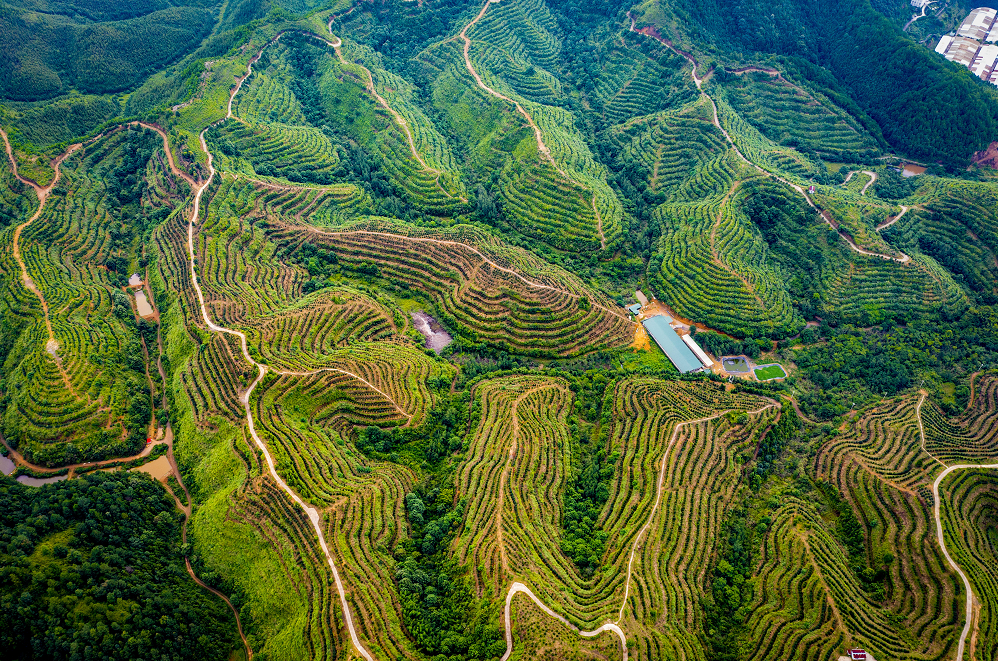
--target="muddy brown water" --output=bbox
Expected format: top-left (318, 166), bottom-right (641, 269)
top-left (411, 311), bottom-right (453, 353)
top-left (0, 453), bottom-right (15, 475)
top-left (135, 290), bottom-right (155, 317)
top-left (902, 164), bottom-right (926, 177)
top-left (16, 474), bottom-right (68, 487)
top-left (133, 455), bottom-right (172, 480)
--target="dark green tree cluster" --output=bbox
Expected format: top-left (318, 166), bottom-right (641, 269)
top-left (560, 373), bottom-right (616, 576)
top-left (0, 473), bottom-right (237, 660)
top-left (814, 481), bottom-right (889, 600)
top-left (0, 3), bottom-right (214, 100)
top-left (873, 168), bottom-right (917, 200)
top-left (791, 311), bottom-right (998, 419)
top-left (360, 388), bottom-right (505, 660)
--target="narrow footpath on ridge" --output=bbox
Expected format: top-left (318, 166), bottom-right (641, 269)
top-left (914, 391), bottom-right (998, 661)
top-left (626, 13), bottom-right (909, 265)
top-left (1, 128), bottom-right (82, 392)
top-left (454, 0), bottom-right (606, 248)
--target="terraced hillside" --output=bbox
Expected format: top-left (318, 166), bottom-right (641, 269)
top-left (263, 218), bottom-right (634, 356)
top-left (455, 375), bottom-right (776, 658)
top-left (0, 126), bottom-right (185, 465)
top-left (415, 0), bottom-right (624, 252)
top-left (606, 100), bottom-right (804, 337)
top-left (4, 1), bottom-right (998, 661)
top-left (712, 70), bottom-right (880, 160)
top-left (809, 380), bottom-right (998, 661)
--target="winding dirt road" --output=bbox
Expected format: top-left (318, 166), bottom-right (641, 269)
top-left (0, 128), bottom-right (82, 388)
top-left (904, 1), bottom-right (937, 31)
top-left (915, 391), bottom-right (997, 660)
top-left (626, 14), bottom-right (909, 265)
top-left (178, 42), bottom-right (396, 659)
top-left (842, 169), bottom-right (877, 196)
top-left (875, 205), bottom-right (910, 231)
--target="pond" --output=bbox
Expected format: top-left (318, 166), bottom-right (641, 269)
top-left (135, 290), bottom-right (155, 317)
top-left (722, 355), bottom-right (751, 373)
top-left (16, 474), bottom-right (69, 487)
top-left (411, 311), bottom-right (453, 354)
top-left (0, 453), bottom-right (15, 476)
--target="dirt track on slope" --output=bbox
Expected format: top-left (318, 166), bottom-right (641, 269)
top-left (627, 14), bottom-right (910, 266)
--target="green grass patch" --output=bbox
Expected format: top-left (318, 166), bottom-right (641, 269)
top-left (754, 363), bottom-right (787, 380)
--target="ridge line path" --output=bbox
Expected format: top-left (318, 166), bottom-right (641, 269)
top-left (454, 0), bottom-right (606, 246)
top-left (916, 390), bottom-right (998, 661)
top-left (497, 402), bottom-right (776, 661)
top-left (1, 127), bottom-right (82, 391)
top-left (325, 33), bottom-right (466, 203)
top-left (841, 169), bottom-right (877, 196)
top-left (626, 13), bottom-right (909, 265)
top-left (303, 227), bottom-right (630, 321)
top-left (616, 403), bottom-right (776, 623)
top-left (182, 43), bottom-right (390, 659)
top-left (876, 205), bottom-right (911, 231)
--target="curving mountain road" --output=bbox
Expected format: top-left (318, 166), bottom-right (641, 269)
top-left (915, 391), bottom-right (997, 660)
top-left (626, 14), bottom-right (909, 265)
top-left (179, 43), bottom-right (393, 660)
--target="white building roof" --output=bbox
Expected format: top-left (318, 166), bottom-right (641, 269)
top-left (971, 44), bottom-right (998, 77)
top-left (944, 36), bottom-right (981, 66)
top-left (935, 34), bottom-right (954, 54)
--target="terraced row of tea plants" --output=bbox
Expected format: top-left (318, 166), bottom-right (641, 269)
top-left (454, 374), bottom-right (774, 657)
top-left (803, 380), bottom-right (998, 661)
top-left (711, 70), bottom-right (880, 160)
top-left (411, 0), bottom-right (625, 252)
top-left (260, 213), bottom-right (634, 356)
top-left (0, 126), bottom-right (185, 465)
top-left (606, 99), bottom-right (804, 337)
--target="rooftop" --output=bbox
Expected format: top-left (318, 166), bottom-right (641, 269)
top-left (642, 316), bottom-right (703, 373)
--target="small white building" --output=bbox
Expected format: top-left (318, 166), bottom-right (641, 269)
top-left (911, 0), bottom-right (932, 8)
top-left (682, 334), bottom-right (713, 368)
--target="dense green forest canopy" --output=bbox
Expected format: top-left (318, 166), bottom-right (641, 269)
top-left (0, 474), bottom-right (237, 660)
top-left (0, 0), bottom-right (216, 99)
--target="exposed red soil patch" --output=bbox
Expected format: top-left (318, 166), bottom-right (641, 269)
top-left (971, 141), bottom-right (998, 169)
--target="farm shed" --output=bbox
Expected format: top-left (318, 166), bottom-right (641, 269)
top-left (627, 303), bottom-right (642, 315)
top-left (682, 334), bottom-right (713, 367)
top-left (957, 7), bottom-right (997, 41)
top-left (642, 316), bottom-right (704, 373)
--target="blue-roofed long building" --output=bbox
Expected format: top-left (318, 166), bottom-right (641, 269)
top-left (642, 316), bottom-right (704, 373)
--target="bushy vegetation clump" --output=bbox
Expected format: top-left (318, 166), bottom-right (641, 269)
top-left (0, 473), bottom-right (237, 660)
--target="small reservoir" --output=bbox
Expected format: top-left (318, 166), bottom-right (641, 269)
top-left (135, 290), bottom-right (155, 318)
top-left (16, 474), bottom-right (68, 487)
top-left (411, 311), bottom-right (453, 353)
